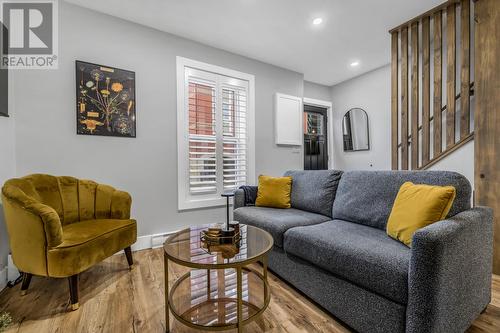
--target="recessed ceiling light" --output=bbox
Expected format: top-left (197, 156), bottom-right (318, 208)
top-left (350, 61), bottom-right (360, 67)
top-left (312, 18), bottom-right (323, 25)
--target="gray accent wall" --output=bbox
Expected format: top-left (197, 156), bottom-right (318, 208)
top-left (10, 2), bottom-right (305, 236)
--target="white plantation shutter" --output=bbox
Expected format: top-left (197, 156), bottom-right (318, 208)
top-left (222, 86), bottom-right (247, 191)
top-left (178, 59), bottom-right (254, 210)
top-left (188, 77), bottom-right (217, 194)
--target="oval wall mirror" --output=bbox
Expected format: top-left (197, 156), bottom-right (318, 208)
top-left (342, 108), bottom-right (370, 152)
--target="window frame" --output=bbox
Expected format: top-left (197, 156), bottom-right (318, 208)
top-left (176, 56), bottom-right (255, 210)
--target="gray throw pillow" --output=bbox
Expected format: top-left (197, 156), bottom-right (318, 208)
top-left (283, 170), bottom-right (343, 217)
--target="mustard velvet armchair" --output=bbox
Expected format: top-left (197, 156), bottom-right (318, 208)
top-left (1, 174), bottom-right (137, 311)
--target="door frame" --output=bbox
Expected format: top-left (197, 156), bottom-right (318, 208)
top-left (303, 97), bottom-right (333, 169)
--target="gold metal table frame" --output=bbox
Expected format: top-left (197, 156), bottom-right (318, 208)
top-left (163, 225), bottom-right (273, 333)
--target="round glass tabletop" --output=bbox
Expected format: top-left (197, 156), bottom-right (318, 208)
top-left (163, 224), bottom-right (273, 269)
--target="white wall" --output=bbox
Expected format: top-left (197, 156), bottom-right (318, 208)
top-left (10, 2), bottom-right (305, 237)
top-left (304, 81), bottom-right (332, 102)
top-left (427, 141), bottom-right (474, 188)
top-left (331, 66), bottom-right (392, 170)
top-left (330, 64), bottom-right (474, 187)
top-left (0, 107), bottom-right (15, 283)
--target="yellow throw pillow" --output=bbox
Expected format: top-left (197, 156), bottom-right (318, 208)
top-left (387, 182), bottom-right (456, 247)
top-left (255, 175), bottom-right (292, 209)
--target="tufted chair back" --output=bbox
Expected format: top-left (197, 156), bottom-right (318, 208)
top-left (3, 174), bottom-right (130, 226)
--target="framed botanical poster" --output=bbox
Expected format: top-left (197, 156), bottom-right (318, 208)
top-left (76, 61), bottom-right (136, 137)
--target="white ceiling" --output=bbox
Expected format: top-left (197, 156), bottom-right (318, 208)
top-left (64, 0), bottom-right (442, 86)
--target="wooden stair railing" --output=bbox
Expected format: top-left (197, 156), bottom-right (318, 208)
top-left (390, 0), bottom-right (474, 171)
top-left (396, 82), bottom-right (475, 170)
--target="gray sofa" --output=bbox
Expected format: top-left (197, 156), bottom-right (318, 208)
top-left (233, 170), bottom-right (493, 333)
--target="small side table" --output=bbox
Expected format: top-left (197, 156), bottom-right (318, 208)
top-left (163, 224), bottom-right (273, 333)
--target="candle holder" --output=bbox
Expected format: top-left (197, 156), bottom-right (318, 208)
top-left (221, 191), bottom-right (235, 232)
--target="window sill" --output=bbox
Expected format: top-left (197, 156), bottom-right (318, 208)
top-left (178, 196), bottom-right (227, 211)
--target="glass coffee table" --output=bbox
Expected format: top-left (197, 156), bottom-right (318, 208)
top-left (163, 224), bottom-right (273, 333)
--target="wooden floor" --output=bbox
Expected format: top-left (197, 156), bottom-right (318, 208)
top-left (0, 248), bottom-right (499, 333)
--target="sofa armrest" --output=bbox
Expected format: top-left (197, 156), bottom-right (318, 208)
top-left (406, 207), bottom-right (493, 333)
top-left (234, 189), bottom-right (246, 210)
top-left (27, 202), bottom-right (63, 248)
top-left (233, 185), bottom-right (258, 210)
top-left (110, 190), bottom-right (132, 219)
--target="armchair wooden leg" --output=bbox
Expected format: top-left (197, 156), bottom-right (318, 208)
top-left (20, 272), bottom-right (32, 296)
top-left (124, 246), bottom-right (134, 268)
top-left (68, 274), bottom-right (79, 311)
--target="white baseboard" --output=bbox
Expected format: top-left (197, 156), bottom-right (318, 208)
top-left (130, 235), bottom-right (153, 252)
top-left (0, 266), bottom-right (7, 291)
top-left (131, 231), bottom-right (178, 251)
top-left (7, 255), bottom-right (19, 282)
top-left (0, 255), bottom-right (21, 291)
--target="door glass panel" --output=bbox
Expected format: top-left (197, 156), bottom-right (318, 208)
top-left (304, 112), bottom-right (324, 135)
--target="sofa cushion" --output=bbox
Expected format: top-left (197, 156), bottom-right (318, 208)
top-left (331, 170), bottom-right (471, 230)
top-left (47, 219), bottom-right (137, 277)
top-left (284, 170), bottom-right (343, 217)
top-left (284, 220), bottom-right (410, 304)
top-left (234, 206), bottom-right (330, 248)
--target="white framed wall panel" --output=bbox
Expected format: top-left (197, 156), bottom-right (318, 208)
top-left (274, 93), bottom-right (303, 146)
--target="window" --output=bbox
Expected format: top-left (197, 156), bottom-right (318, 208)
top-left (303, 112), bottom-right (324, 135)
top-left (177, 57), bottom-right (255, 210)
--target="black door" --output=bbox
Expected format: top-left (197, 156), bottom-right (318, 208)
top-left (304, 105), bottom-right (328, 170)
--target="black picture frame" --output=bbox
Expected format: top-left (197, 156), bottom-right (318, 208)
top-left (0, 24), bottom-right (8, 117)
top-left (76, 60), bottom-right (136, 137)
top-left (0, 67), bottom-right (7, 117)
top-left (342, 108), bottom-right (370, 152)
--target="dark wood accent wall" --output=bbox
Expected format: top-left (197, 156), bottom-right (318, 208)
top-left (400, 27), bottom-right (409, 170)
top-left (391, 32), bottom-right (399, 170)
top-left (411, 23), bottom-right (420, 169)
top-left (433, 11), bottom-right (443, 157)
top-left (460, 0), bottom-right (471, 138)
top-left (390, 0), bottom-right (474, 171)
top-left (474, 0), bottom-right (500, 274)
top-left (422, 17), bottom-right (431, 165)
top-left (446, 4), bottom-right (457, 149)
